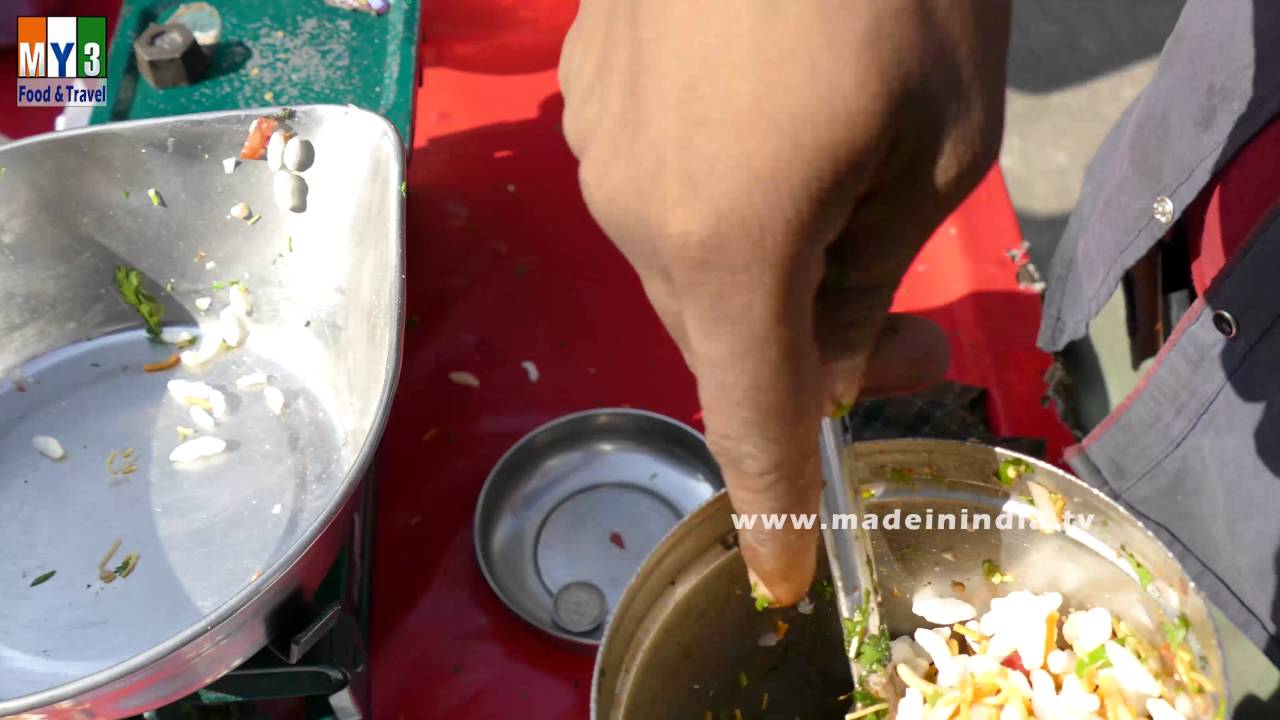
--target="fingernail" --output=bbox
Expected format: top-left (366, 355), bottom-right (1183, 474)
top-left (748, 567), bottom-right (775, 609)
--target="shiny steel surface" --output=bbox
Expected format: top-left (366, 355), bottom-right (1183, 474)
top-left (474, 408), bottom-right (724, 644)
top-left (0, 106), bottom-right (403, 718)
top-left (818, 416), bottom-right (881, 679)
top-left (594, 439), bottom-right (1228, 719)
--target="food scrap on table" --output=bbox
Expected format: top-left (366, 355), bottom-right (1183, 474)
top-left (449, 371), bottom-right (480, 387)
top-left (981, 559), bottom-right (1014, 585)
top-left (608, 531), bottom-right (626, 550)
top-left (147, 188), bottom-right (164, 207)
top-left (235, 371), bottom-right (268, 389)
top-left (521, 360), bottom-right (540, 383)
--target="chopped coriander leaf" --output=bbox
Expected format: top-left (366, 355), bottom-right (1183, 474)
top-left (851, 689), bottom-right (887, 720)
top-left (114, 553), bottom-right (139, 578)
top-left (400, 180), bottom-right (407, 197)
top-left (818, 578), bottom-right (834, 602)
top-left (29, 570), bottom-right (56, 587)
top-left (1163, 614), bottom-right (1192, 647)
top-left (981, 559), bottom-right (1013, 585)
top-left (1075, 644), bottom-right (1111, 677)
top-left (997, 457), bottom-right (1033, 486)
top-left (856, 630), bottom-right (890, 673)
top-left (122, 189), bottom-right (130, 199)
top-left (736, 671), bottom-right (748, 688)
top-left (841, 617), bottom-right (857, 654)
top-left (1125, 552), bottom-right (1154, 590)
top-left (212, 281), bottom-right (225, 290)
top-left (831, 400), bottom-right (854, 419)
top-left (114, 266), bottom-right (166, 339)
top-left (751, 584), bottom-right (769, 612)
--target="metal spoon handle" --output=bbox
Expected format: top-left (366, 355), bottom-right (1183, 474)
top-left (818, 416), bottom-right (882, 667)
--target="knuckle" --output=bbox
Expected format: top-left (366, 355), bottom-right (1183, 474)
top-left (705, 429), bottom-right (801, 487)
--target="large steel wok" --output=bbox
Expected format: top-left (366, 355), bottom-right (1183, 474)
top-left (0, 107), bottom-right (403, 718)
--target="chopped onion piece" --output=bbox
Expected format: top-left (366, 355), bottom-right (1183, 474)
top-left (1028, 481), bottom-right (1063, 533)
top-left (912, 593), bottom-right (977, 625)
top-left (219, 307), bottom-right (246, 347)
top-left (229, 202), bottom-right (252, 220)
top-left (229, 283), bottom-right (253, 316)
top-left (180, 333), bottom-right (221, 368)
top-left (194, 296), bottom-right (212, 312)
top-left (796, 595), bottom-right (815, 615)
top-left (190, 405), bottom-right (216, 431)
top-left (222, 157), bottom-right (239, 174)
top-left (169, 435), bottom-right (226, 463)
top-left (1147, 698), bottom-right (1188, 720)
top-left (263, 386), bottom-right (285, 415)
top-left (236, 372), bottom-right (268, 389)
top-left (1104, 640), bottom-right (1162, 697)
top-left (159, 327), bottom-right (194, 346)
top-left (32, 435), bottom-right (65, 460)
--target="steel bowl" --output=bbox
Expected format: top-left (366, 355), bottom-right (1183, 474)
top-left (474, 408), bottom-right (724, 644)
top-left (593, 439), bottom-right (1229, 719)
top-left (0, 106), bottom-right (403, 718)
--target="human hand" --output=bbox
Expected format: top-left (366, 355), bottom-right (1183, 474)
top-left (560, 0), bottom-right (1010, 603)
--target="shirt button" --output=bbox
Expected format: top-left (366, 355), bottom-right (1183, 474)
top-left (1212, 310), bottom-right (1238, 338)
top-left (1153, 196), bottom-right (1175, 224)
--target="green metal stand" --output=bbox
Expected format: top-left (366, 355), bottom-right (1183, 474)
top-left (92, 0), bottom-right (420, 147)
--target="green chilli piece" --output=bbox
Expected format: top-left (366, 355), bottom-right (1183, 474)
top-left (1074, 644), bottom-right (1111, 677)
top-left (997, 457), bottom-right (1034, 486)
top-left (29, 570), bottom-right (56, 587)
top-left (1125, 552), bottom-right (1154, 590)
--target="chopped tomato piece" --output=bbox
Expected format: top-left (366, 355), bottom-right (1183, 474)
top-left (240, 117), bottom-right (279, 160)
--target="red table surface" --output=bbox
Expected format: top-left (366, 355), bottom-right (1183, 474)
top-left (2, 1), bottom-right (1073, 717)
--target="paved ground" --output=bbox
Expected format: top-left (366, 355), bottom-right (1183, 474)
top-left (1000, 2), bottom-right (1280, 714)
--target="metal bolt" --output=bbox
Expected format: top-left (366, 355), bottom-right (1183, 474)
top-left (1153, 196), bottom-right (1175, 225)
top-left (133, 23), bottom-right (208, 89)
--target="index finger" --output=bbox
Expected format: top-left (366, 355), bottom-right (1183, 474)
top-left (676, 246), bottom-right (829, 606)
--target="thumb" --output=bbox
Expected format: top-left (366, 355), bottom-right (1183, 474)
top-left (821, 313), bottom-right (950, 405)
